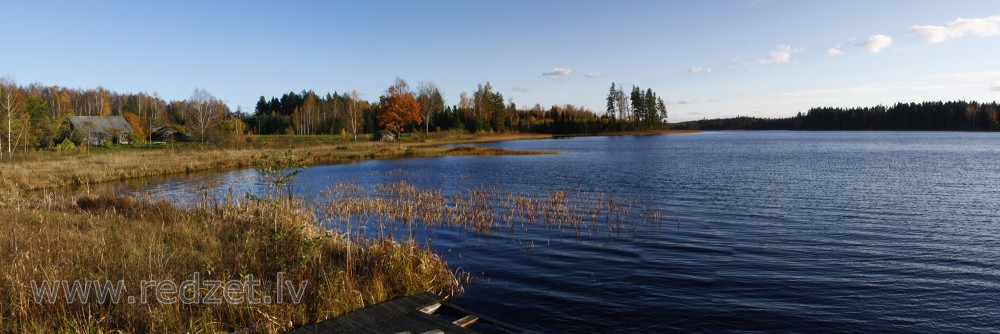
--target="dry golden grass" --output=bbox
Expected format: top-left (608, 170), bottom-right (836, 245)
top-left (0, 188), bottom-right (460, 333)
top-left (0, 133), bottom-right (554, 191)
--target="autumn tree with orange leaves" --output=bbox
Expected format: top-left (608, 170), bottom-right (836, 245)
top-left (378, 78), bottom-right (421, 137)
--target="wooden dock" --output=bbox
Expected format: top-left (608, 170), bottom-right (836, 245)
top-left (285, 293), bottom-right (532, 334)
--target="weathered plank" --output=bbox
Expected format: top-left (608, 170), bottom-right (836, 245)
top-left (284, 293), bottom-right (478, 334)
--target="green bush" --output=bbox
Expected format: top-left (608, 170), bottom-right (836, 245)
top-left (68, 131), bottom-right (86, 145)
top-left (126, 132), bottom-right (145, 146)
top-left (55, 138), bottom-right (76, 155)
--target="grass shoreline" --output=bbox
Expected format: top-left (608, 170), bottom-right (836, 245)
top-left (1, 130), bottom-right (697, 192)
top-left (0, 189), bottom-right (461, 333)
top-left (0, 130), bottom-right (694, 332)
top-left (0, 133), bottom-right (556, 191)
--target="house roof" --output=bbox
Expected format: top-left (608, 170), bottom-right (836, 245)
top-left (67, 116), bottom-right (133, 134)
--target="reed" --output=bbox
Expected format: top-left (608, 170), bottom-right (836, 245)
top-left (0, 187), bottom-right (459, 333)
top-left (320, 181), bottom-right (666, 244)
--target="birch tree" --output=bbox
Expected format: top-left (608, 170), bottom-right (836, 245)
top-left (188, 88), bottom-right (224, 143)
top-left (416, 82), bottom-right (443, 135)
top-left (0, 77), bottom-right (23, 159)
top-left (346, 89), bottom-right (362, 141)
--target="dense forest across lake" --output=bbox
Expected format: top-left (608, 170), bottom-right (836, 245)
top-left (675, 101), bottom-right (1000, 131)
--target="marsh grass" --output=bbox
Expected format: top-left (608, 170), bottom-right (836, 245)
top-left (321, 181), bottom-right (667, 247)
top-left (0, 187), bottom-right (460, 333)
top-left (0, 133), bottom-right (554, 191)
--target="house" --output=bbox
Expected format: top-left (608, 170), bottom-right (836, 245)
top-left (67, 116), bottom-right (134, 146)
top-left (149, 125), bottom-right (185, 142)
top-left (373, 130), bottom-right (396, 142)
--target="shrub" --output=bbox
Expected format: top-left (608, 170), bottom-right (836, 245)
top-left (55, 138), bottom-right (76, 155)
top-left (126, 132), bottom-right (145, 146)
top-left (68, 130), bottom-right (86, 145)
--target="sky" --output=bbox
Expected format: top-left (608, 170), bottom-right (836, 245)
top-left (1, 0), bottom-right (999, 121)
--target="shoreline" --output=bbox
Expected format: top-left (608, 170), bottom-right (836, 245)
top-left (1, 131), bottom-right (697, 192)
top-left (0, 129), bottom-right (688, 332)
top-left (553, 129), bottom-right (702, 138)
top-left (0, 133), bottom-right (549, 191)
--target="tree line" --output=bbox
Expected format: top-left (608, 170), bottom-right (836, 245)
top-left (249, 80), bottom-right (672, 137)
top-left (0, 77), bottom-right (237, 157)
top-left (674, 101), bottom-right (1000, 131)
top-left (605, 83), bottom-right (669, 130)
top-left (0, 76), bottom-right (673, 157)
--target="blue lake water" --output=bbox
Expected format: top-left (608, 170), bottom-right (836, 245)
top-left (121, 131), bottom-right (1000, 333)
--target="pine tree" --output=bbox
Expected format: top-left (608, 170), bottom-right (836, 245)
top-left (606, 83), bottom-right (617, 119)
top-left (657, 97), bottom-right (668, 127)
top-left (630, 86), bottom-right (643, 124)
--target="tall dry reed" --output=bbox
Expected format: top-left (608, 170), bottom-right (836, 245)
top-left (0, 187), bottom-right (459, 333)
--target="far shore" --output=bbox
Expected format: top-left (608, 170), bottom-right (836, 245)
top-left (554, 129), bottom-right (702, 138)
top-left (0, 130), bottom-right (698, 191)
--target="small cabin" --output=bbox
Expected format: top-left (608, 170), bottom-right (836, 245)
top-left (373, 130), bottom-right (396, 142)
top-left (67, 116), bottom-right (133, 146)
top-left (150, 125), bottom-right (185, 142)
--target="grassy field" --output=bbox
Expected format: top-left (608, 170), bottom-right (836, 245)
top-left (0, 131), bottom-right (554, 191)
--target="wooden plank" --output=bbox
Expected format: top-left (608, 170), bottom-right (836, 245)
top-left (419, 303), bottom-right (442, 314)
top-left (437, 303), bottom-right (534, 333)
top-left (452, 315), bottom-right (479, 328)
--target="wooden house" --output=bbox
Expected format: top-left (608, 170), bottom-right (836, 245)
top-left (67, 116), bottom-right (134, 146)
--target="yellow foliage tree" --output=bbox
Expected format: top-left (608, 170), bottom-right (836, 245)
top-left (122, 112), bottom-right (146, 140)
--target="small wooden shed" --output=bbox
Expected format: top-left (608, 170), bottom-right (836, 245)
top-left (67, 116), bottom-right (134, 146)
top-left (373, 130), bottom-right (396, 142)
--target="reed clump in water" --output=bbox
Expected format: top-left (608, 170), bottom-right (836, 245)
top-left (322, 181), bottom-right (666, 241)
top-left (0, 186), bottom-right (459, 333)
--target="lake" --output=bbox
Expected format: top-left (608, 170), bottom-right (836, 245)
top-left (119, 131), bottom-right (1000, 333)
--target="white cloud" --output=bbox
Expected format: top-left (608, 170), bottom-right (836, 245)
top-left (584, 72), bottom-right (602, 78)
top-left (542, 67), bottom-right (573, 79)
top-left (858, 34), bottom-right (893, 53)
top-left (688, 66), bottom-right (714, 74)
top-left (910, 16), bottom-right (1000, 43)
top-left (756, 44), bottom-right (802, 65)
top-left (910, 26), bottom-right (949, 44)
top-left (512, 87), bottom-right (530, 92)
top-left (991, 81), bottom-right (1000, 91)
top-left (826, 47), bottom-right (844, 57)
top-left (666, 99), bottom-right (699, 105)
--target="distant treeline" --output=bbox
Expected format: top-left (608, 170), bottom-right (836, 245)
top-left (674, 101), bottom-right (1000, 131)
top-left (249, 81), bottom-right (670, 136)
top-left (0, 76), bottom-right (671, 155)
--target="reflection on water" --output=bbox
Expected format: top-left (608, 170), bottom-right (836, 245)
top-left (111, 131), bottom-right (1000, 333)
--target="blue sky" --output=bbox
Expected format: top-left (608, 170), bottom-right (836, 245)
top-left (2, 0), bottom-right (998, 121)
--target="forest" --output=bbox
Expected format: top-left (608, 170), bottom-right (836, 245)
top-left (674, 101), bottom-right (1000, 131)
top-left (0, 77), bottom-right (243, 155)
top-left (0, 76), bottom-right (673, 157)
top-left (248, 81), bottom-right (670, 137)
